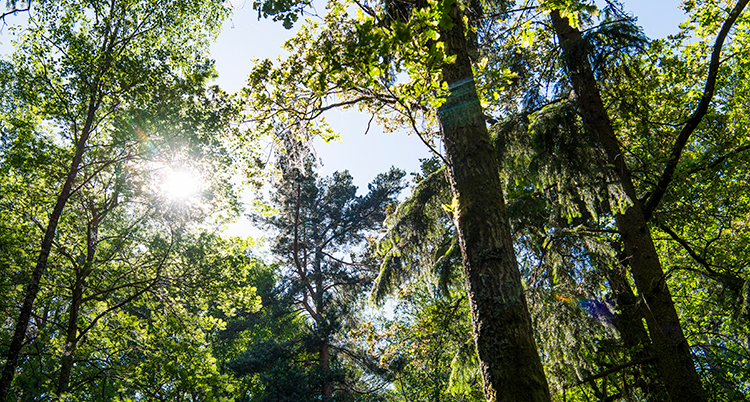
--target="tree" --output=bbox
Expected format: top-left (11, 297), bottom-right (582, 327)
top-left (546, 1), bottom-right (749, 400)
top-left (226, 150), bottom-right (404, 401)
top-left (218, 258), bottom-right (316, 402)
top-left (0, 0), bottom-right (244, 397)
top-left (0, 88), bottom-right (261, 396)
top-left (226, 1), bottom-right (747, 400)
top-left (367, 157), bottom-right (478, 401)
top-left (242, 0), bottom-right (552, 398)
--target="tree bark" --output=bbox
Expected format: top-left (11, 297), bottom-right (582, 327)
top-left (606, 261), bottom-right (651, 358)
top-left (56, 277), bottom-right (84, 396)
top-left (56, 208), bottom-right (100, 396)
top-left (437, 4), bottom-right (550, 401)
top-left (550, 10), bottom-right (706, 401)
top-left (605, 259), bottom-right (667, 397)
top-left (314, 248), bottom-right (333, 400)
top-left (320, 342), bottom-right (333, 399)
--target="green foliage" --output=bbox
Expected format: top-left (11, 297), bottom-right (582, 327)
top-left (242, 0), bottom-right (457, 152)
top-left (252, 0), bottom-right (310, 29)
top-left (0, 0), bottom-right (267, 399)
top-left (372, 286), bottom-right (483, 402)
top-left (373, 157), bottom-right (457, 303)
top-left (369, 158), bottom-right (485, 400)
top-left (4, 0), bottom-right (748, 400)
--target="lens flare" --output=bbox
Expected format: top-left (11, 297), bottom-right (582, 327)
top-left (162, 168), bottom-right (200, 200)
top-left (556, 294), bottom-right (614, 324)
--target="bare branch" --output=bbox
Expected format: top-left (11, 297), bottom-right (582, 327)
top-left (0, 1), bottom-right (31, 28)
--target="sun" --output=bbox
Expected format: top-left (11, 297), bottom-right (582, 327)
top-left (161, 168), bottom-right (201, 200)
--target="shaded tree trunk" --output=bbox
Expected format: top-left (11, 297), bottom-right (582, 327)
top-left (313, 247), bottom-right (333, 400)
top-left (320, 342), bottom-right (333, 399)
top-left (56, 277), bottom-right (84, 396)
top-left (550, 10), bottom-right (706, 401)
top-left (605, 259), bottom-right (667, 397)
top-left (606, 261), bottom-right (651, 358)
top-left (437, 4), bottom-right (550, 401)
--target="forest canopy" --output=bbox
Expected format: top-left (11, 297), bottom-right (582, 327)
top-left (1, 0), bottom-right (750, 401)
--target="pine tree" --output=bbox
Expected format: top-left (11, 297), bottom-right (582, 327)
top-left (228, 152), bottom-right (404, 401)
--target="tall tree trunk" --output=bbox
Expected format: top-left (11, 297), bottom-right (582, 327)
top-left (550, 10), bottom-right (706, 401)
top-left (437, 4), bottom-right (550, 401)
top-left (605, 258), bottom-right (667, 397)
top-left (0, 99), bottom-right (98, 400)
top-left (606, 261), bottom-right (651, 359)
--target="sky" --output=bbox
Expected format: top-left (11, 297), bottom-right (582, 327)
top-left (209, 0), bottom-right (689, 185)
top-left (209, 2), bottom-right (436, 189)
top-left (213, 0), bottom-right (688, 236)
top-left (0, 0), bottom-right (689, 237)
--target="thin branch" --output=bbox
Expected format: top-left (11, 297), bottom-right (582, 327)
top-left (0, 1), bottom-right (31, 28)
top-left (385, 84), bottom-right (449, 165)
top-left (321, 250), bottom-right (360, 267)
top-left (485, 6), bottom-right (537, 20)
top-left (686, 144), bottom-right (750, 176)
top-left (658, 222), bottom-right (716, 275)
top-left (76, 240), bottom-right (172, 341)
top-left (564, 356), bottom-right (657, 389)
top-left (657, 222), bottom-right (744, 291)
top-left (308, 96), bottom-right (388, 121)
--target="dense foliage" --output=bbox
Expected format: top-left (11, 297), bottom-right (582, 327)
top-left (3, 0), bottom-right (750, 401)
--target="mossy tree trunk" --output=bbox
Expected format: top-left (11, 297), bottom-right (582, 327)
top-left (437, 4), bottom-right (551, 401)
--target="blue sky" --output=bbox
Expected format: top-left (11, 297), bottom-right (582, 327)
top-left (0, 0), bottom-right (689, 236)
top-left (210, 0), bottom-right (688, 190)
top-left (212, 0), bottom-right (689, 236)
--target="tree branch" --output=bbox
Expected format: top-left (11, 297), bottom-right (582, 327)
top-left (0, 1), bottom-right (31, 26)
top-left (658, 222), bottom-right (714, 273)
top-left (565, 356), bottom-right (656, 389)
top-left (686, 144), bottom-right (750, 176)
top-left (644, 0), bottom-right (750, 219)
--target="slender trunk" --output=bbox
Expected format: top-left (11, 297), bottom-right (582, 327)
top-left (0, 100), bottom-right (98, 400)
top-left (320, 342), bottom-right (333, 399)
top-left (438, 4), bottom-right (550, 401)
top-left (550, 11), bottom-right (706, 401)
top-left (58, 205), bottom-right (100, 396)
top-left (313, 247), bottom-right (332, 399)
top-left (56, 277), bottom-right (84, 395)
